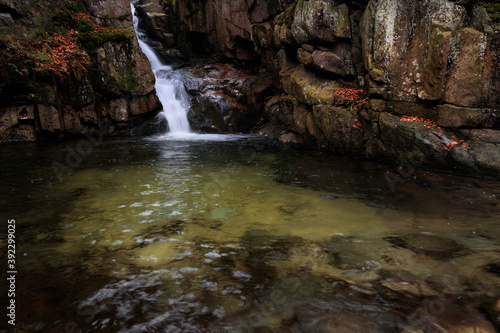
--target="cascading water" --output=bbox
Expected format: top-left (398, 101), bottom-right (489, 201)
top-left (131, 3), bottom-right (191, 134)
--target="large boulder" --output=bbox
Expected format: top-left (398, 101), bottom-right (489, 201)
top-left (312, 104), bottom-right (365, 154)
top-left (184, 63), bottom-right (273, 133)
top-left (311, 44), bottom-right (355, 77)
top-left (280, 64), bottom-right (343, 105)
top-left (443, 28), bottom-right (488, 107)
top-left (291, 0), bottom-right (351, 44)
top-left (85, 0), bottom-right (132, 28)
top-left (0, 105), bottom-right (37, 142)
top-left (437, 104), bottom-right (498, 129)
top-left (360, 0), bottom-right (496, 108)
top-left (38, 104), bottom-right (61, 132)
top-left (95, 40), bottom-right (156, 96)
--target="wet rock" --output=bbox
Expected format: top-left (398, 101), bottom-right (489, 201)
top-left (250, 0), bottom-right (294, 23)
top-left (210, 1), bottom-right (254, 60)
top-left (278, 131), bottom-right (302, 145)
top-left (38, 104), bottom-right (61, 132)
top-left (425, 274), bottom-right (463, 291)
top-left (135, 2), bottom-right (172, 47)
top-left (470, 141), bottom-right (500, 178)
top-left (292, 1), bottom-right (351, 44)
top-left (252, 22), bottom-right (274, 51)
top-left (364, 0), bottom-right (463, 99)
top-left (385, 233), bottom-right (469, 260)
top-left (78, 105), bottom-right (98, 125)
top-left (493, 299), bottom-right (500, 328)
top-left (470, 129), bottom-right (500, 144)
top-left (62, 106), bottom-right (84, 134)
top-left (257, 123), bottom-right (281, 138)
top-left (87, 0), bottom-right (131, 28)
top-left (378, 112), bottom-right (449, 165)
top-left (185, 64), bottom-right (273, 133)
top-left (297, 311), bottom-right (376, 333)
top-left (0, 12), bottom-right (13, 25)
top-left (376, 110), bottom-right (500, 177)
top-left (265, 95), bottom-right (309, 135)
top-left (298, 42), bottom-right (357, 78)
top-left (297, 47), bottom-right (313, 66)
top-left (0, 105), bottom-right (37, 142)
top-left (0, 123), bottom-right (36, 143)
top-left (360, 0), bottom-right (495, 109)
top-left (0, 0), bottom-right (21, 16)
top-left (312, 105), bottom-right (365, 154)
top-left (129, 113), bottom-right (167, 136)
top-left (306, 112), bottom-right (318, 137)
top-left (437, 104), bottom-right (499, 129)
top-left (420, 25), bottom-right (453, 101)
top-left (281, 64), bottom-right (343, 106)
top-left (128, 93), bottom-right (161, 116)
top-left (240, 229), bottom-right (300, 261)
top-left (109, 98), bottom-right (129, 122)
top-left (311, 44), bottom-right (355, 77)
top-left (379, 269), bottom-right (440, 297)
top-left (69, 75), bottom-right (95, 107)
top-left (385, 101), bottom-right (438, 119)
top-left (293, 103), bottom-right (310, 136)
top-left (96, 40), bottom-right (156, 96)
top-left (274, 24), bottom-right (295, 47)
top-left (483, 263), bottom-right (500, 277)
top-left (252, 326), bottom-right (273, 333)
top-left (444, 28), bottom-right (488, 107)
top-left (293, 297), bottom-right (400, 333)
top-left (323, 236), bottom-right (387, 271)
top-left (406, 303), bottom-right (496, 333)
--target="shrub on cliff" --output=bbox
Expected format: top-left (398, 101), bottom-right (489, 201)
top-left (0, 0), bottom-right (131, 84)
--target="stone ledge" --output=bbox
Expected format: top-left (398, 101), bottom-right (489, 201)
top-left (437, 104), bottom-right (498, 128)
top-left (470, 129), bottom-right (500, 144)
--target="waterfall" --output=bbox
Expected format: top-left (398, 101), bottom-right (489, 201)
top-left (131, 3), bottom-right (191, 134)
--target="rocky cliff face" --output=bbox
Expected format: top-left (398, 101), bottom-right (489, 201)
top-left (0, 0), bottom-right (160, 143)
top-left (151, 0), bottom-right (500, 179)
top-left (2, 0), bottom-right (500, 178)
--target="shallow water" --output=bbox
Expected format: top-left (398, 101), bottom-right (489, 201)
top-left (1, 135), bottom-right (499, 332)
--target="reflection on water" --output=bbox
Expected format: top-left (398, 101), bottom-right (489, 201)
top-left (1, 135), bottom-right (499, 332)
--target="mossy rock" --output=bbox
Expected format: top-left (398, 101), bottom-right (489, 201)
top-left (282, 64), bottom-right (343, 105)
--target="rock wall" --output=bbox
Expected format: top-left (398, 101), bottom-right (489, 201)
top-left (2, 0), bottom-right (499, 178)
top-left (157, 0), bottom-right (500, 179)
top-left (0, 0), bottom-right (160, 143)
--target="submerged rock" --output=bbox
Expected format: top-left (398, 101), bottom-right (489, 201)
top-left (483, 262), bottom-right (500, 277)
top-left (323, 236), bottom-right (387, 271)
top-left (379, 269), bottom-right (440, 297)
top-left (290, 295), bottom-right (402, 333)
top-left (385, 233), bottom-right (470, 260)
top-left (405, 303), bottom-right (497, 333)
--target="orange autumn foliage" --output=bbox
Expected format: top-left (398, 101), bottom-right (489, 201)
top-left (334, 87), bottom-right (368, 129)
top-left (399, 116), bottom-right (471, 151)
top-left (31, 30), bottom-right (91, 81)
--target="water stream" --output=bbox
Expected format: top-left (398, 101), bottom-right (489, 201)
top-left (132, 3), bottom-right (191, 134)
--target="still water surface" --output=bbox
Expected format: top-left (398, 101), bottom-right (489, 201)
top-left (1, 134), bottom-right (499, 332)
